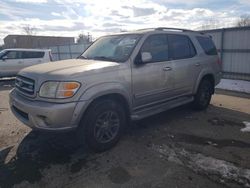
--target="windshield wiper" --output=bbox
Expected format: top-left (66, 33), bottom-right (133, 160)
top-left (92, 56), bottom-right (117, 62)
top-left (77, 55), bottom-right (88, 59)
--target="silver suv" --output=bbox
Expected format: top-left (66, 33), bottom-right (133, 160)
top-left (9, 28), bottom-right (221, 151)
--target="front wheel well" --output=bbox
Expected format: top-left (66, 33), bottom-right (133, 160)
top-left (83, 93), bottom-right (130, 122)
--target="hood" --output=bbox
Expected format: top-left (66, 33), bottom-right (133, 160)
top-left (19, 59), bottom-right (120, 79)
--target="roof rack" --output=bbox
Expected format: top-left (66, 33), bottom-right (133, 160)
top-left (155, 27), bottom-right (194, 32)
top-left (156, 27), bottom-right (206, 35)
top-left (136, 27), bottom-right (204, 34)
top-left (136, 28), bottom-right (156, 31)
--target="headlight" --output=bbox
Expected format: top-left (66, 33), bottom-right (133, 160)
top-left (39, 81), bottom-right (81, 99)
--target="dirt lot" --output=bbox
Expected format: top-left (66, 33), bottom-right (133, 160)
top-left (0, 80), bottom-right (250, 188)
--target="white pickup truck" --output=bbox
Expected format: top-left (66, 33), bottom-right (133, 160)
top-left (0, 48), bottom-right (52, 77)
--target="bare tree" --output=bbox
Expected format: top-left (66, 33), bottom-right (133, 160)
top-left (120, 29), bottom-right (128, 32)
top-left (21, 25), bottom-right (37, 48)
top-left (22, 25), bottom-right (37, 35)
top-left (77, 33), bottom-right (92, 44)
top-left (236, 15), bottom-right (250, 27)
top-left (200, 19), bottom-right (220, 30)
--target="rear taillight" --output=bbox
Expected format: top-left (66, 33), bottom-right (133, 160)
top-left (217, 58), bottom-right (222, 65)
top-left (217, 57), bottom-right (222, 70)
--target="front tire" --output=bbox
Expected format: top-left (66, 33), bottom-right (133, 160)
top-left (78, 99), bottom-right (126, 152)
top-left (192, 79), bottom-right (213, 110)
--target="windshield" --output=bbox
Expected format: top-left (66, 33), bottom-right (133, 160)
top-left (0, 50), bottom-right (6, 59)
top-left (80, 34), bottom-right (141, 62)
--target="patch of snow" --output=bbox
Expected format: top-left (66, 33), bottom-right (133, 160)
top-left (154, 145), bottom-right (183, 165)
top-left (152, 144), bottom-right (250, 187)
top-left (206, 141), bottom-right (218, 146)
top-left (241, 121), bottom-right (250, 132)
top-left (216, 79), bottom-right (250, 94)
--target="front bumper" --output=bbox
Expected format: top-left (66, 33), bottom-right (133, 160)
top-left (9, 89), bottom-right (85, 131)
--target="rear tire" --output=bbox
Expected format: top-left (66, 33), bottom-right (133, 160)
top-left (77, 99), bottom-right (126, 152)
top-left (192, 79), bottom-right (213, 110)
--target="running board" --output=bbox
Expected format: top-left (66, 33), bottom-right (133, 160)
top-left (131, 96), bottom-right (194, 121)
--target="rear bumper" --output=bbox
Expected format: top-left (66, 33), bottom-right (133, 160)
top-left (215, 71), bottom-right (222, 86)
top-left (9, 89), bottom-right (86, 131)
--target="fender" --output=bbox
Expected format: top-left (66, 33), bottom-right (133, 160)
top-left (80, 82), bottom-right (131, 104)
top-left (193, 68), bottom-right (215, 94)
top-left (72, 82), bottom-right (132, 125)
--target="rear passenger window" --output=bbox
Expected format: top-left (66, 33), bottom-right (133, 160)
top-left (21, 51), bottom-right (45, 59)
top-left (141, 34), bottom-right (169, 62)
top-left (168, 34), bottom-right (196, 60)
top-left (196, 36), bottom-right (217, 55)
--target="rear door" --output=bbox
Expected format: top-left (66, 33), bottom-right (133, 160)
top-left (168, 34), bottom-right (200, 96)
top-left (132, 34), bottom-right (174, 107)
top-left (21, 51), bottom-right (46, 67)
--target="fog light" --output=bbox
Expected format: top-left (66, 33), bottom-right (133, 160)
top-left (36, 115), bottom-right (51, 127)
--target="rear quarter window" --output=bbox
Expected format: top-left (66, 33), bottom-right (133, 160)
top-left (196, 36), bottom-right (217, 55)
top-left (21, 51), bottom-right (45, 59)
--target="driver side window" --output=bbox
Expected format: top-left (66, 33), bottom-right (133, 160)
top-left (4, 51), bottom-right (22, 59)
top-left (141, 34), bottom-right (169, 63)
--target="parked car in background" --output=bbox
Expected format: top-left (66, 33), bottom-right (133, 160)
top-left (9, 28), bottom-right (221, 152)
top-left (0, 48), bottom-right (52, 77)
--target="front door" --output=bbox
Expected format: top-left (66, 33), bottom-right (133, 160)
top-left (0, 50), bottom-right (23, 76)
top-left (132, 34), bottom-right (174, 107)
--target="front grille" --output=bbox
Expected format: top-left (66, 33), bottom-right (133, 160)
top-left (15, 76), bottom-right (35, 96)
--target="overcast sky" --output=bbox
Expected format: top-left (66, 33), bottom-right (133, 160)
top-left (0, 0), bottom-right (250, 44)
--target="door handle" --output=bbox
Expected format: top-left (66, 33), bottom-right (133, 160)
top-left (163, 67), bottom-right (172, 71)
top-left (195, 63), bottom-right (201, 67)
top-left (18, 61), bottom-right (23, 64)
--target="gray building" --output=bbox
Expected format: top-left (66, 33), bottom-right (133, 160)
top-left (3, 35), bottom-right (75, 49)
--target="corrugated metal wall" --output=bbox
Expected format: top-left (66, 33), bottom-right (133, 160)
top-left (204, 27), bottom-right (250, 81)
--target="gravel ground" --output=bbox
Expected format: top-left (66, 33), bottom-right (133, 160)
top-left (0, 80), bottom-right (250, 188)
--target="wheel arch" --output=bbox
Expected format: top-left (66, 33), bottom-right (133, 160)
top-left (194, 72), bottom-right (215, 94)
top-left (87, 93), bottom-right (130, 116)
top-left (76, 84), bottom-right (132, 125)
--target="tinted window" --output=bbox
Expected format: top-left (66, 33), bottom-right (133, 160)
top-left (168, 34), bottom-right (196, 60)
top-left (196, 36), bottom-right (217, 55)
top-left (5, 51), bottom-right (22, 59)
top-left (21, 51), bottom-right (45, 59)
top-left (141, 34), bottom-right (168, 62)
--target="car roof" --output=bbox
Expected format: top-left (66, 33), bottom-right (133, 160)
top-left (110, 27), bottom-right (208, 37)
top-left (3, 48), bottom-right (51, 52)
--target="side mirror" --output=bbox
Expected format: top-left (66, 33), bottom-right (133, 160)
top-left (134, 52), bottom-right (152, 65)
top-left (141, 52), bottom-right (152, 63)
